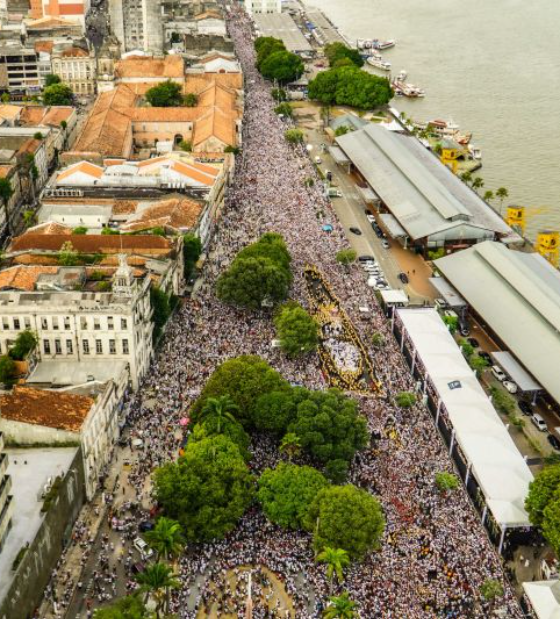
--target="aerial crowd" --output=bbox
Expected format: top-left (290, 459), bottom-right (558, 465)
top-left (42, 3), bottom-right (523, 619)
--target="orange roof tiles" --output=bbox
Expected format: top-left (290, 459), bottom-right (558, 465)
top-left (57, 161), bottom-right (104, 182)
top-left (0, 386), bottom-right (93, 432)
top-left (0, 165), bottom-right (15, 178)
top-left (34, 40), bottom-right (55, 54)
top-left (11, 233), bottom-right (172, 254)
top-left (121, 197), bottom-right (203, 232)
top-left (61, 46), bottom-right (89, 57)
top-left (0, 105), bottom-right (22, 121)
top-left (0, 265), bottom-right (59, 291)
top-left (28, 221), bottom-right (73, 235)
top-left (115, 55), bottom-right (185, 79)
top-left (42, 107), bottom-right (74, 126)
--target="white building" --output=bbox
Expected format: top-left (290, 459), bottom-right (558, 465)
top-left (0, 257), bottom-right (153, 389)
top-left (245, 0), bottom-right (281, 15)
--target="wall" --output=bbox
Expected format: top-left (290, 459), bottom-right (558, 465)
top-left (183, 33), bottom-right (234, 53)
top-left (0, 448), bottom-right (85, 619)
top-left (0, 418), bottom-right (79, 446)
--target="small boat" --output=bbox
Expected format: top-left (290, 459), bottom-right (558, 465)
top-left (374, 39), bottom-right (396, 50)
top-left (469, 144), bottom-right (482, 160)
top-left (367, 56), bottom-right (391, 71)
top-left (392, 80), bottom-right (425, 98)
top-left (395, 69), bottom-right (407, 82)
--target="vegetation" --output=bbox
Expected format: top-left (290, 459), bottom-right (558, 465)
top-left (480, 579), bottom-right (504, 602)
top-left (43, 83), bottom-right (73, 106)
top-left (258, 462), bottom-right (329, 529)
top-left (45, 74), bottom-right (61, 87)
top-left (216, 233), bottom-right (292, 310)
top-left (183, 232), bottom-right (202, 281)
top-left (395, 391), bottom-right (416, 408)
top-left (254, 390), bottom-right (298, 436)
top-left (274, 302), bottom-right (319, 358)
top-left (496, 187), bottom-right (509, 212)
top-left (143, 517), bottom-right (185, 562)
top-left (183, 92), bottom-right (198, 107)
top-left (279, 431), bottom-right (302, 462)
top-left (304, 485), bottom-right (385, 559)
top-left (271, 87), bottom-right (287, 102)
top-left (525, 464), bottom-right (560, 527)
top-left (459, 338), bottom-right (474, 358)
top-left (153, 435), bottom-right (255, 542)
top-left (334, 125), bottom-right (353, 137)
top-left (0, 177), bottom-right (14, 237)
top-left (274, 102), bottom-right (293, 118)
top-left (490, 386), bottom-right (516, 416)
top-left (224, 145), bottom-right (240, 155)
top-left (371, 332), bottom-right (385, 349)
top-left (135, 562), bottom-right (180, 618)
top-left (435, 471), bottom-right (459, 492)
top-left (146, 80), bottom-right (184, 107)
top-left (9, 330), bottom-right (37, 361)
top-left (324, 42), bottom-right (364, 68)
top-left (317, 547), bottom-right (350, 591)
top-left (428, 248), bottom-right (445, 261)
top-left (284, 128), bottom-right (304, 144)
top-left (72, 226), bottom-right (88, 235)
top-left (23, 209), bottom-right (36, 228)
top-left (255, 36), bottom-right (286, 70)
top-left (323, 592), bottom-right (358, 619)
top-left (179, 140), bottom-right (192, 152)
top-left (470, 354), bottom-right (489, 375)
top-left (58, 241), bottom-right (79, 266)
top-left (308, 66), bottom-right (393, 110)
top-left (442, 314), bottom-right (458, 334)
top-left (93, 594), bottom-right (147, 619)
top-left (261, 50), bottom-right (304, 83)
top-left (335, 249), bottom-right (357, 267)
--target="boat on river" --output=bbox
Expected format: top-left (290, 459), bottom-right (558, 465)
top-left (367, 56), bottom-right (391, 71)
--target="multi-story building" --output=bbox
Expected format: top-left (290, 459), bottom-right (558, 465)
top-left (109, 0), bottom-right (163, 53)
top-left (51, 44), bottom-right (96, 96)
top-left (29, 0), bottom-right (90, 28)
top-left (0, 432), bottom-right (13, 554)
top-left (0, 256), bottom-right (154, 388)
top-left (244, 0), bottom-right (281, 15)
top-left (0, 44), bottom-right (41, 92)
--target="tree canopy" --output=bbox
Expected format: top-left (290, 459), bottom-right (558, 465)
top-left (183, 232), bottom-right (202, 280)
top-left (146, 80), bottom-right (184, 107)
top-left (525, 464), bottom-right (560, 527)
top-left (153, 435), bottom-right (255, 542)
top-left (324, 42), bottom-right (364, 68)
top-left (191, 355), bottom-right (289, 428)
top-left (304, 485), bottom-right (385, 559)
top-left (260, 50), bottom-right (304, 84)
top-left (308, 66), bottom-right (393, 110)
top-left (93, 595), bottom-right (147, 619)
top-left (216, 233), bottom-right (292, 310)
top-left (9, 329), bottom-right (37, 361)
top-left (254, 389), bottom-right (299, 436)
top-left (258, 462), bottom-right (329, 529)
top-left (274, 302), bottom-right (319, 358)
top-left (44, 74), bottom-right (61, 87)
top-left (255, 36), bottom-right (287, 70)
top-left (42, 83), bottom-right (73, 106)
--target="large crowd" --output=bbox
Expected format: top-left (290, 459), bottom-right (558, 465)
top-left (42, 3), bottom-right (524, 619)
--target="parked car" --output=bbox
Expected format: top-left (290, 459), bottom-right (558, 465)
top-left (314, 156), bottom-right (322, 164)
top-left (398, 272), bottom-right (409, 284)
top-left (139, 520), bottom-right (154, 533)
top-left (381, 240), bottom-right (390, 249)
top-left (375, 282), bottom-right (390, 290)
top-left (358, 255), bottom-right (375, 262)
top-left (459, 323), bottom-right (470, 337)
top-left (548, 434), bottom-right (560, 451)
top-left (467, 337), bottom-right (480, 348)
top-left (531, 413), bottom-right (548, 432)
top-left (349, 227), bottom-right (362, 235)
top-left (518, 401), bottom-right (533, 416)
top-left (366, 214), bottom-right (375, 224)
top-left (328, 188), bottom-right (342, 198)
top-left (502, 380), bottom-right (518, 394)
top-left (478, 351), bottom-right (492, 364)
top-left (133, 537), bottom-right (154, 560)
top-left (491, 365), bottom-right (507, 382)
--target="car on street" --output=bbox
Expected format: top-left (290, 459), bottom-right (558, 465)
top-left (374, 227), bottom-right (384, 238)
top-left (502, 380), bottom-right (518, 394)
top-left (375, 282), bottom-right (390, 290)
top-left (478, 351), bottom-right (492, 364)
top-left (467, 337), bottom-right (480, 348)
top-left (358, 255), bottom-right (375, 262)
top-left (398, 272), bottom-right (409, 284)
top-left (548, 434), bottom-right (560, 451)
top-left (459, 323), bottom-right (470, 337)
top-left (366, 214), bottom-right (375, 224)
top-left (349, 227), bottom-right (362, 235)
top-left (133, 537), bottom-right (154, 560)
top-left (381, 240), bottom-right (391, 249)
top-left (490, 365), bottom-right (507, 382)
top-left (518, 401), bottom-right (533, 416)
top-left (531, 413), bottom-right (548, 432)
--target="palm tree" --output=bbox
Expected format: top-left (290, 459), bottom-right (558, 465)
top-left (496, 187), bottom-right (509, 214)
top-left (323, 592), bottom-right (358, 619)
top-left (317, 547), bottom-right (350, 592)
top-left (135, 562), bottom-right (180, 619)
top-left (471, 176), bottom-right (484, 193)
top-left (483, 190), bottom-right (494, 204)
top-left (144, 517), bottom-right (185, 563)
top-left (459, 171), bottom-right (472, 186)
top-left (279, 432), bottom-right (301, 462)
top-left (200, 395), bottom-right (238, 433)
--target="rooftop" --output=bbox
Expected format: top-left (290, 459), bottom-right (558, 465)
top-left (0, 265), bottom-right (59, 291)
top-left (10, 233), bottom-right (172, 254)
top-left (0, 387), bottom-right (93, 432)
top-left (254, 13), bottom-right (312, 52)
top-left (28, 359), bottom-right (127, 387)
top-left (435, 241), bottom-right (560, 406)
top-left (115, 55), bottom-right (185, 79)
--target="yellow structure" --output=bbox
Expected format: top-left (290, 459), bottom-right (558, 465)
top-left (439, 139), bottom-right (467, 174)
top-left (536, 231), bottom-right (559, 268)
top-left (505, 205), bottom-right (550, 236)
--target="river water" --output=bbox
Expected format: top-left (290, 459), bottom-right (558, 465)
top-left (303, 0), bottom-right (560, 240)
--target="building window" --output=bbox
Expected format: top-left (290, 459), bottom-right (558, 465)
top-left (43, 339), bottom-right (51, 354)
top-left (64, 317), bottom-right (71, 330)
top-left (109, 339), bottom-right (116, 354)
top-left (122, 339), bottom-right (129, 354)
top-left (66, 339), bottom-right (73, 354)
top-left (121, 318), bottom-right (127, 330)
top-left (13, 318), bottom-right (20, 330)
top-left (94, 319), bottom-right (101, 330)
top-left (55, 339), bottom-right (62, 354)
top-left (81, 317), bottom-right (87, 329)
top-left (52, 317), bottom-right (59, 330)
top-left (24, 317), bottom-right (31, 329)
top-left (96, 339), bottom-right (102, 354)
top-left (41, 317), bottom-right (48, 329)
top-left (83, 339), bottom-right (90, 355)
top-left (108, 316), bottom-right (114, 330)
top-left (2, 318), bottom-right (8, 329)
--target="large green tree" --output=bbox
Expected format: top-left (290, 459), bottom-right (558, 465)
top-left (308, 66), bottom-right (393, 110)
top-left (42, 83), bottom-right (73, 106)
top-left (274, 302), bottom-right (319, 358)
top-left (255, 36), bottom-right (286, 70)
top-left (525, 464), bottom-right (560, 527)
top-left (153, 435), bottom-right (255, 542)
top-left (190, 416), bottom-right (251, 461)
top-left (191, 355), bottom-right (289, 427)
top-left (144, 517), bottom-right (185, 563)
top-left (260, 50), bottom-right (304, 84)
top-left (150, 286), bottom-right (171, 341)
top-left (324, 42), bottom-right (364, 68)
top-left (258, 462), bottom-right (329, 529)
top-left (304, 485), bottom-right (385, 560)
top-left (253, 389), bottom-right (299, 435)
top-left (183, 233), bottom-right (202, 280)
top-left (93, 595), bottom-right (147, 619)
top-left (146, 80), bottom-right (184, 107)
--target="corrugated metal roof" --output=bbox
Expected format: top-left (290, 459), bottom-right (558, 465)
top-left (435, 241), bottom-right (560, 406)
top-left (254, 13), bottom-right (312, 52)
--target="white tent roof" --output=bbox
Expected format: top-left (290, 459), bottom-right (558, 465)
top-left (397, 308), bottom-right (533, 527)
top-left (523, 580), bottom-right (560, 619)
top-left (491, 351), bottom-right (542, 392)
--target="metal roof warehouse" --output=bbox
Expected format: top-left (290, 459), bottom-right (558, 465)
top-left (435, 241), bottom-right (560, 407)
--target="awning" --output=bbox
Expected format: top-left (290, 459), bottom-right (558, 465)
top-left (357, 186), bottom-right (379, 203)
top-left (380, 289), bottom-right (409, 305)
top-left (429, 276), bottom-right (467, 309)
top-left (523, 581), bottom-right (560, 619)
top-left (491, 351), bottom-right (542, 392)
top-left (328, 146), bottom-right (350, 165)
top-left (379, 213), bottom-right (407, 238)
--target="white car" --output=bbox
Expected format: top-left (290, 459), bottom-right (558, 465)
top-left (133, 537), bottom-right (154, 560)
top-left (491, 365), bottom-right (507, 382)
top-left (502, 380), bottom-right (518, 394)
top-left (532, 414), bottom-right (548, 433)
top-left (366, 214), bottom-right (375, 224)
top-left (375, 282), bottom-right (390, 290)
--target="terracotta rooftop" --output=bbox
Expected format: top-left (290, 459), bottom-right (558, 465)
top-left (121, 196), bottom-right (203, 232)
top-left (42, 107), bottom-right (74, 126)
top-left (34, 40), bottom-right (54, 54)
top-left (10, 233), bottom-right (172, 254)
top-left (115, 55), bottom-right (185, 79)
top-left (0, 265), bottom-right (59, 291)
top-left (57, 161), bottom-right (104, 182)
top-left (0, 105), bottom-right (21, 121)
top-left (0, 386), bottom-right (93, 433)
top-left (61, 46), bottom-right (89, 57)
top-left (0, 164), bottom-right (15, 178)
top-left (27, 221), bottom-right (73, 235)
top-left (19, 106), bottom-right (45, 125)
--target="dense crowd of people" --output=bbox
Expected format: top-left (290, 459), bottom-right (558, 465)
top-left (42, 3), bottom-right (524, 618)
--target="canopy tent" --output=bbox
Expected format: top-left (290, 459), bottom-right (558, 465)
top-left (523, 581), bottom-right (560, 619)
top-left (328, 145), bottom-right (350, 166)
top-left (379, 213), bottom-right (407, 238)
top-left (491, 351), bottom-right (542, 392)
top-left (357, 185), bottom-right (379, 204)
top-left (429, 276), bottom-right (467, 309)
top-left (397, 308), bottom-right (533, 529)
top-left (380, 289), bottom-right (409, 306)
